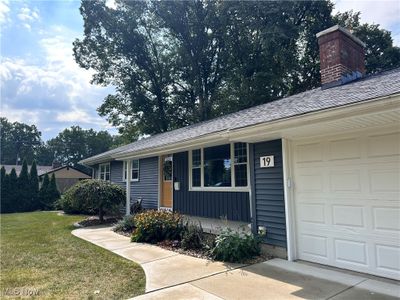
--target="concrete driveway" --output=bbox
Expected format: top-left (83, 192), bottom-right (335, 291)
top-left (72, 226), bottom-right (400, 300)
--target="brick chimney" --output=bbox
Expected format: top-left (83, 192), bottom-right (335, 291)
top-left (317, 25), bottom-right (366, 88)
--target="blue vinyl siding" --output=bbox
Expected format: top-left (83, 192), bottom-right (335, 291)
top-left (251, 139), bottom-right (287, 248)
top-left (173, 151), bottom-right (251, 222)
top-left (110, 158), bottom-right (158, 209)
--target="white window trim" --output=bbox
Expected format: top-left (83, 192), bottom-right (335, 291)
top-left (99, 163), bottom-right (110, 181)
top-left (189, 142), bottom-right (250, 192)
top-left (123, 159), bottom-right (140, 182)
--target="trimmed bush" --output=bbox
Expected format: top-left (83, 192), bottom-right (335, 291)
top-left (181, 221), bottom-right (204, 250)
top-left (61, 179), bottom-right (125, 221)
top-left (211, 228), bottom-right (261, 263)
top-left (114, 215), bottom-right (136, 233)
top-left (131, 210), bottom-right (183, 243)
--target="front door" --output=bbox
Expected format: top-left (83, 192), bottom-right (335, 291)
top-left (160, 155), bottom-right (173, 209)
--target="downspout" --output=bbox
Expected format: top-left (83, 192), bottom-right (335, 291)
top-left (125, 160), bottom-right (131, 215)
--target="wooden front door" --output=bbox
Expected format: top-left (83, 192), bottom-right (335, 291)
top-left (160, 155), bottom-right (173, 208)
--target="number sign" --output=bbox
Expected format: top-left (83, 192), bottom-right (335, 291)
top-left (260, 155), bottom-right (274, 168)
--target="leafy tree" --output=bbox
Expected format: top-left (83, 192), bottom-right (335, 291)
top-left (36, 144), bottom-right (54, 166)
top-left (0, 118), bottom-right (42, 165)
top-left (74, 0), bottom-right (174, 136)
top-left (17, 159), bottom-right (30, 211)
top-left (74, 0), bottom-right (400, 141)
top-left (334, 10), bottom-right (400, 73)
top-left (154, 1), bottom-right (229, 122)
top-left (45, 126), bottom-right (115, 171)
top-left (29, 161), bottom-right (40, 210)
top-left (39, 174), bottom-right (50, 210)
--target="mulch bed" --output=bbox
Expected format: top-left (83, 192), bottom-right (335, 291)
top-left (74, 216), bottom-right (120, 228)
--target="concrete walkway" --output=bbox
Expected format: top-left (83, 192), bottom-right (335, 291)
top-left (72, 226), bottom-right (400, 300)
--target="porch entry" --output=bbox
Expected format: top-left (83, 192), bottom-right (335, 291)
top-left (160, 155), bottom-right (173, 209)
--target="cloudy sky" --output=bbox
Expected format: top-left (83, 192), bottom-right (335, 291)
top-left (1, 0), bottom-right (399, 141)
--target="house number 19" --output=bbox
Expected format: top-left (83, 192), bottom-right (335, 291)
top-left (260, 155), bottom-right (275, 168)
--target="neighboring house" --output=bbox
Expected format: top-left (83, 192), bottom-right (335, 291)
top-left (2, 164), bottom-right (91, 193)
top-left (38, 166), bottom-right (91, 193)
top-left (80, 26), bottom-right (400, 280)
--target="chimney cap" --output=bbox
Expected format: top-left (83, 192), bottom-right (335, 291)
top-left (316, 25), bottom-right (366, 48)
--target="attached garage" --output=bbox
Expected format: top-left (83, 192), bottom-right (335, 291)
top-left (292, 128), bottom-right (400, 280)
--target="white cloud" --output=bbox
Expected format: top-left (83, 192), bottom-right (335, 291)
top-left (1, 25), bottom-right (115, 140)
top-left (0, 0), bottom-right (10, 25)
top-left (17, 5), bottom-right (40, 31)
top-left (17, 6), bottom-right (39, 22)
top-left (333, 0), bottom-right (400, 46)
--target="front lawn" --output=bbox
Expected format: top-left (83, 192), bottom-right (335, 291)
top-left (0, 212), bottom-right (145, 299)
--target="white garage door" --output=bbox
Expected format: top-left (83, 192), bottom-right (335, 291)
top-left (292, 129), bottom-right (400, 280)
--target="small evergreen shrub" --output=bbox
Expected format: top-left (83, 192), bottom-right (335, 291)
top-left (181, 221), bottom-right (204, 250)
top-left (211, 228), bottom-right (261, 263)
top-left (114, 215), bottom-right (136, 233)
top-left (131, 210), bottom-right (183, 243)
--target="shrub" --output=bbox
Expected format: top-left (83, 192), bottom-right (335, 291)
top-left (181, 221), bottom-right (204, 250)
top-left (61, 179), bottom-right (125, 221)
top-left (114, 215), bottom-right (136, 233)
top-left (18, 159), bottom-right (30, 211)
top-left (6, 169), bottom-right (18, 212)
top-left (39, 174), bottom-right (51, 209)
top-left (29, 161), bottom-right (40, 210)
top-left (211, 228), bottom-right (261, 263)
top-left (131, 210), bottom-right (183, 243)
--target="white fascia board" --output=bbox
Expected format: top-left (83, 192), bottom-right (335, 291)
top-left (106, 93), bottom-right (400, 162)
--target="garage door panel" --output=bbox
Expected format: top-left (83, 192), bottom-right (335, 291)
top-left (295, 173), bottom-right (324, 192)
top-left (330, 170), bottom-right (361, 192)
top-left (367, 132), bottom-right (400, 158)
top-left (369, 169), bottom-right (400, 193)
top-left (296, 142), bottom-right (323, 163)
top-left (332, 205), bottom-right (365, 228)
top-left (334, 239), bottom-right (368, 266)
top-left (376, 244), bottom-right (400, 273)
top-left (298, 203), bottom-right (325, 224)
top-left (328, 138), bottom-right (361, 160)
top-left (299, 234), bottom-right (328, 259)
top-left (373, 207), bottom-right (400, 231)
top-left (293, 130), bottom-right (400, 280)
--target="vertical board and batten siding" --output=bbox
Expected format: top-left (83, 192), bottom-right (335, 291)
top-left (252, 139), bottom-right (287, 248)
top-left (109, 158), bottom-right (159, 209)
top-left (173, 151), bottom-right (251, 222)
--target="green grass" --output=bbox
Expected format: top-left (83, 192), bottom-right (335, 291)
top-left (0, 212), bottom-right (145, 299)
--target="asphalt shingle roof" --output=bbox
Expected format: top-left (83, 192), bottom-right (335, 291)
top-left (81, 68), bottom-right (400, 165)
